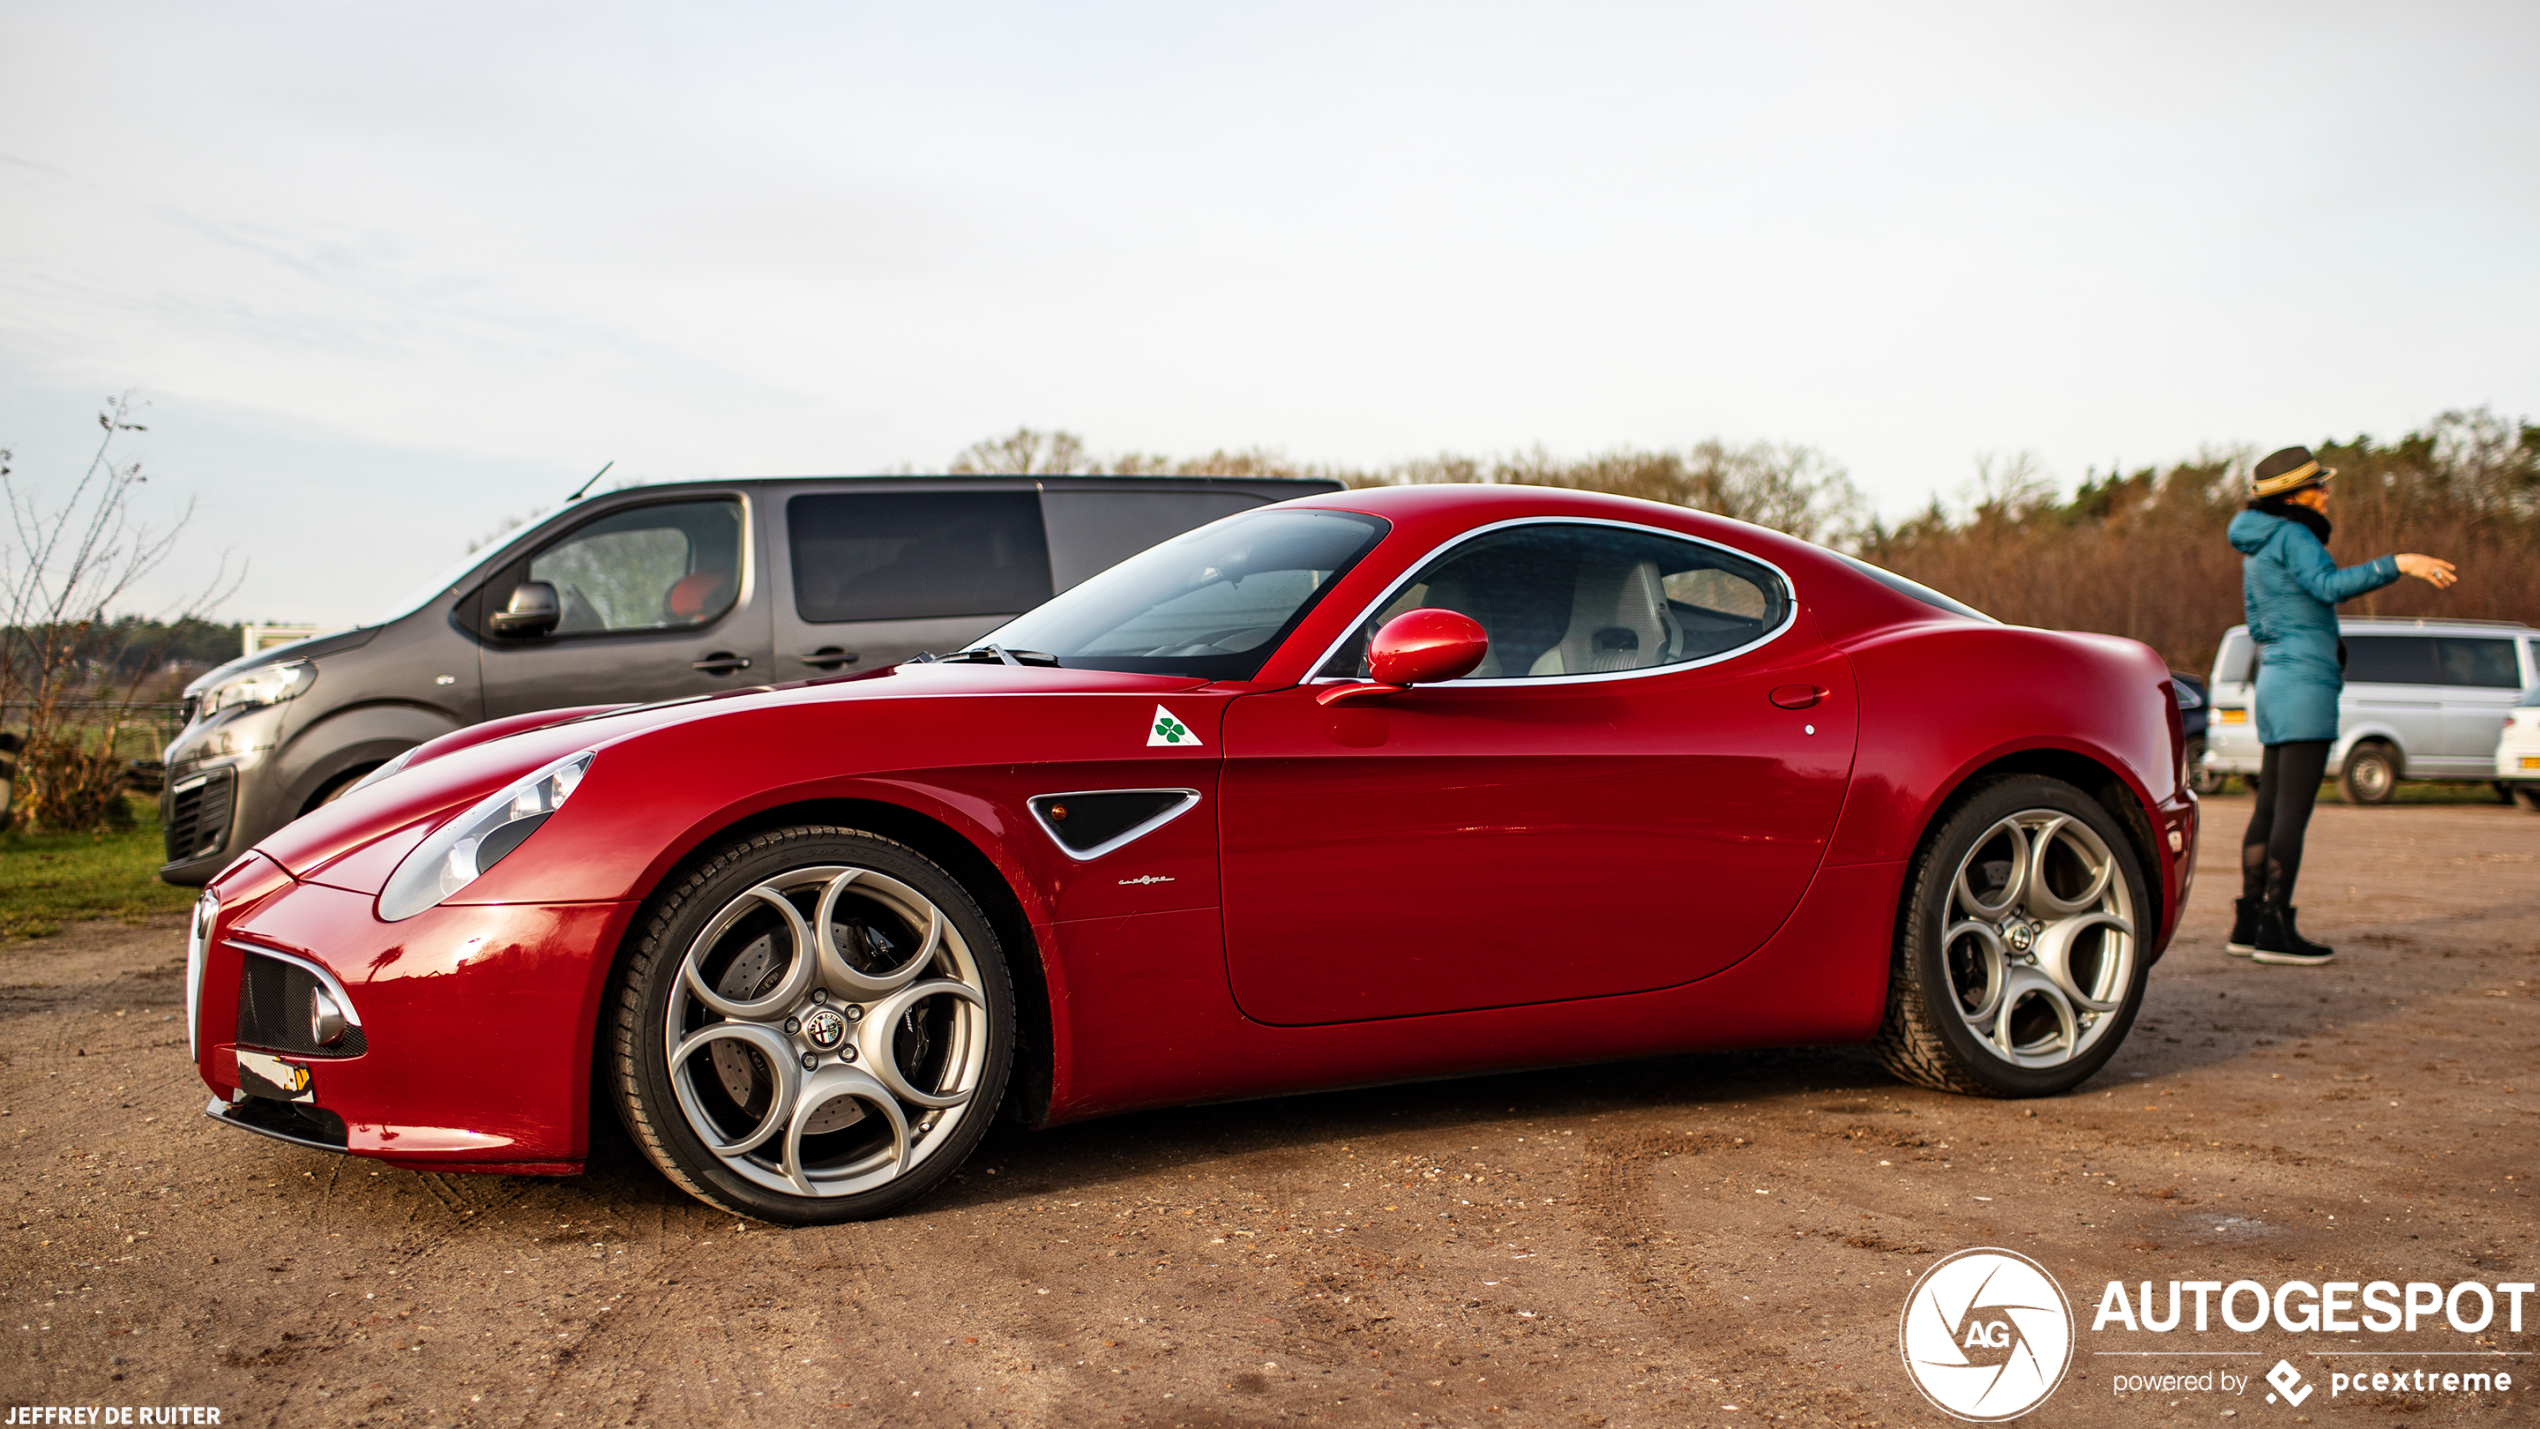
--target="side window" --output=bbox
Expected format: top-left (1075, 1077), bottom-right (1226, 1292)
top-left (1320, 523), bottom-right (1790, 680)
top-left (519, 500), bottom-right (742, 635)
top-left (2341, 636), bottom-right (2438, 685)
top-left (789, 492), bottom-right (1052, 624)
top-left (2436, 637), bottom-right (2520, 688)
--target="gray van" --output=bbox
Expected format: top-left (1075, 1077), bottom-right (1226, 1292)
top-left (2201, 616), bottom-right (2540, 802)
top-left (159, 474), bottom-right (1340, 884)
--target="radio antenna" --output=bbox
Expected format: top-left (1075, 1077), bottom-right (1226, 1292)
top-left (566, 460), bottom-right (615, 502)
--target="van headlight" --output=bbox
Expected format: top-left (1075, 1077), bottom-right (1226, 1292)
top-left (199, 660), bottom-right (314, 716)
top-left (378, 750), bottom-right (594, 922)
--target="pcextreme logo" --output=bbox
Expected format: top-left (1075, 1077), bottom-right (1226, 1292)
top-left (1899, 1248), bottom-right (2075, 1421)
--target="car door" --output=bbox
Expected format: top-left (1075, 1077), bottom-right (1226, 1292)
top-left (2435, 635), bottom-right (2524, 766)
top-left (771, 488), bottom-right (1055, 674)
top-left (1217, 519), bottom-right (1856, 1026)
top-left (2338, 634), bottom-right (2443, 770)
top-left (478, 495), bottom-right (772, 718)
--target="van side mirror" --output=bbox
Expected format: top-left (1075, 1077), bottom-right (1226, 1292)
top-left (1316, 608), bottom-right (1489, 706)
top-left (490, 581), bottom-right (561, 638)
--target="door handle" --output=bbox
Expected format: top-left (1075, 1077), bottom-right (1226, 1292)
top-left (691, 652), bottom-right (752, 675)
top-left (1769, 684), bottom-right (1828, 710)
top-left (799, 647), bottom-right (860, 670)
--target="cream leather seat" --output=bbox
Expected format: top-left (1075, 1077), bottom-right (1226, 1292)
top-left (1528, 559), bottom-right (1681, 676)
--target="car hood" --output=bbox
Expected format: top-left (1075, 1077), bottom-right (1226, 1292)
top-left (250, 662), bottom-right (1219, 886)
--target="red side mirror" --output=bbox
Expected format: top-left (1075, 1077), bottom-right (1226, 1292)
top-left (1369, 608), bottom-right (1489, 685)
top-left (1318, 609), bottom-right (1488, 705)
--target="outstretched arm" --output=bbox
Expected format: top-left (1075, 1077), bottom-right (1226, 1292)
top-left (2281, 528), bottom-right (2399, 605)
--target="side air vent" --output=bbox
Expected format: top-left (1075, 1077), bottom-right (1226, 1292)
top-left (1027, 789), bottom-right (1202, 861)
top-left (165, 767), bottom-right (236, 864)
top-left (235, 946), bottom-right (369, 1059)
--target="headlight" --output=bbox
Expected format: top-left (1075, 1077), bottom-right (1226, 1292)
top-left (378, 750), bottom-right (594, 922)
top-left (199, 660), bottom-right (314, 716)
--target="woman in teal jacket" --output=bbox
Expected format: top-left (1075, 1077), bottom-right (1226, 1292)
top-left (2226, 446), bottom-right (2456, 965)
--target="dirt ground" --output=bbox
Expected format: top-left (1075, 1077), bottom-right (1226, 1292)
top-left (3, 793), bottom-right (2533, 1428)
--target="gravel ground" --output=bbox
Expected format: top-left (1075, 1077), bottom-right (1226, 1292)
top-left (2, 794), bottom-right (2534, 1427)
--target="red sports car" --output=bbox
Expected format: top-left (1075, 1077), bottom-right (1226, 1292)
top-left (188, 484), bottom-right (2197, 1223)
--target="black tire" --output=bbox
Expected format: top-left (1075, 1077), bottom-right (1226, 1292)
top-left (1873, 774), bottom-right (2152, 1098)
top-left (2338, 743), bottom-right (2399, 805)
top-left (2186, 739), bottom-right (2227, 796)
top-left (604, 825), bottom-right (1014, 1224)
top-left (304, 764), bottom-right (382, 813)
top-left (2514, 786), bottom-right (2540, 813)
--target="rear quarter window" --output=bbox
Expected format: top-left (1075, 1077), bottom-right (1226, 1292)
top-left (2213, 631), bottom-right (2254, 685)
top-left (2436, 636), bottom-right (2520, 688)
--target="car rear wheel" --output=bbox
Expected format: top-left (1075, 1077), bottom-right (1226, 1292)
top-left (2338, 742), bottom-right (2398, 805)
top-left (1873, 775), bottom-right (2150, 1098)
top-left (605, 826), bottom-right (1013, 1223)
top-left (2514, 786), bottom-right (2540, 813)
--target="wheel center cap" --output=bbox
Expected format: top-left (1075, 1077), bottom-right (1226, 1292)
top-left (2005, 920), bottom-right (2039, 953)
top-left (800, 1006), bottom-right (849, 1051)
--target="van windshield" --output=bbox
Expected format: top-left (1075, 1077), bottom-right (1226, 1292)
top-left (369, 543), bottom-right (510, 627)
top-left (966, 508), bottom-right (1387, 681)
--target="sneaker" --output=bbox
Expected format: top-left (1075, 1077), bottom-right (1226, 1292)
top-left (2225, 898), bottom-right (2259, 957)
top-left (2251, 902), bottom-right (2335, 966)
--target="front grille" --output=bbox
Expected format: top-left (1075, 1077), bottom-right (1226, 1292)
top-left (165, 767), bottom-right (236, 864)
top-left (236, 949), bottom-right (367, 1058)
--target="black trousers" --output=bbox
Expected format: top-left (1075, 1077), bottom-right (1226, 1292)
top-left (2241, 740), bottom-right (2333, 905)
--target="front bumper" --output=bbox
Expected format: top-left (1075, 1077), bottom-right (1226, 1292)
top-left (194, 874), bottom-right (638, 1174)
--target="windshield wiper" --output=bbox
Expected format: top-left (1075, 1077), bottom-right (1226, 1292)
top-left (914, 645), bottom-right (1062, 668)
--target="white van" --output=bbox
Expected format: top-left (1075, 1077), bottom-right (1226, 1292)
top-left (2202, 617), bottom-right (2539, 803)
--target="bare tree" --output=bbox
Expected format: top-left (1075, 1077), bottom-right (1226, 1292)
top-left (947, 427), bottom-right (1095, 476)
top-left (1, 394), bottom-right (240, 831)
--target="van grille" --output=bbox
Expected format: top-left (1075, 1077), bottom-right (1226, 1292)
top-left (164, 768), bottom-right (235, 864)
top-left (235, 949), bottom-right (367, 1059)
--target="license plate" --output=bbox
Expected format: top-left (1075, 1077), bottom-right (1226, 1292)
top-left (2521, 756), bottom-right (2540, 771)
top-left (2218, 709), bottom-right (2248, 724)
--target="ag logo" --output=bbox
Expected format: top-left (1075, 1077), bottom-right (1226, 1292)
top-left (1898, 1247), bottom-right (2073, 1421)
top-left (1148, 705), bottom-right (1201, 747)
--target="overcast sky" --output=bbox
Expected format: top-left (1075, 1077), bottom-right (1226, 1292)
top-left (3, 2), bottom-right (2534, 625)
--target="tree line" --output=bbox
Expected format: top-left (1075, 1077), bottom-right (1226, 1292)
top-left (959, 407), bottom-right (2540, 675)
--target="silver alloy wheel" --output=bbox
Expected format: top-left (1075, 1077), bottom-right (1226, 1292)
top-left (663, 864), bottom-right (990, 1199)
top-left (1941, 810), bottom-right (2136, 1069)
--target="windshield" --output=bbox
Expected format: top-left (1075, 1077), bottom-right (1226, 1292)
top-left (969, 508), bottom-right (1387, 680)
top-left (369, 541), bottom-right (513, 627)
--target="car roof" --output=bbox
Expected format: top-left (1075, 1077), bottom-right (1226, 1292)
top-left (574, 473), bottom-right (1345, 501)
top-left (2221, 619), bottom-right (2534, 638)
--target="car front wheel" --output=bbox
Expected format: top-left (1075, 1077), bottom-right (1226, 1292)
top-left (605, 826), bottom-right (1014, 1223)
top-left (1873, 775), bottom-right (2151, 1098)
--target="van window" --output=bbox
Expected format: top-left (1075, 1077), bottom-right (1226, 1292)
top-left (1040, 490), bottom-right (1267, 590)
top-left (2213, 631), bottom-right (2254, 684)
top-left (2436, 637), bottom-right (2521, 688)
top-left (788, 492), bottom-right (1052, 624)
top-left (525, 499), bottom-right (742, 634)
top-left (2341, 635), bottom-right (2437, 685)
